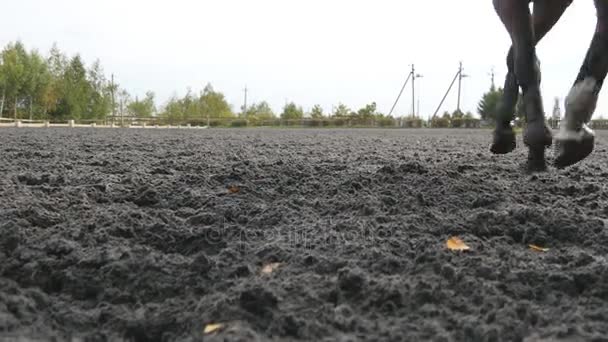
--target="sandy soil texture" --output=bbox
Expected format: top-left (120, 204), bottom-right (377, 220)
top-left (1, 127), bottom-right (608, 342)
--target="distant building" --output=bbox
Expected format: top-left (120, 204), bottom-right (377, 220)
top-left (552, 97), bottom-right (561, 121)
top-left (549, 97), bottom-right (562, 129)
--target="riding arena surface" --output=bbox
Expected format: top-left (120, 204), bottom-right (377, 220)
top-left (2, 127), bottom-right (608, 342)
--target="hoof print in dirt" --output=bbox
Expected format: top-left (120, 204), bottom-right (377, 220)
top-left (132, 186), bottom-right (161, 207)
top-left (20, 207), bottom-right (62, 228)
top-left (185, 212), bottom-right (217, 226)
top-left (239, 286), bottom-right (279, 316)
top-left (267, 314), bottom-right (307, 339)
top-left (189, 252), bottom-right (214, 274)
top-left (333, 304), bottom-right (356, 330)
top-left (44, 238), bottom-right (78, 257)
top-left (0, 221), bottom-right (24, 253)
top-left (255, 244), bottom-right (287, 263)
top-left (230, 264), bottom-right (252, 278)
top-left (16, 173), bottom-right (64, 186)
top-left (377, 162), bottom-right (428, 176)
top-left (337, 267), bottom-right (367, 298)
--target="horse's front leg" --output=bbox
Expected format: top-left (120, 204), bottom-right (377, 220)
top-left (491, 0), bottom-right (572, 155)
top-left (554, 0), bottom-right (608, 168)
top-left (493, 0), bottom-right (552, 171)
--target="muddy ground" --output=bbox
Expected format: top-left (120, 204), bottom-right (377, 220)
top-left (1, 127), bottom-right (608, 341)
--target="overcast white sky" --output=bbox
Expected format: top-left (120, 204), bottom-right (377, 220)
top-left (1, 0), bottom-right (604, 119)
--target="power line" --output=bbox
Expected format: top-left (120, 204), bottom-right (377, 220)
top-left (388, 72), bottom-right (412, 117)
top-left (432, 62), bottom-right (469, 119)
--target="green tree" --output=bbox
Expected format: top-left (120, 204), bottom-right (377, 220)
top-left (180, 88), bottom-right (200, 119)
top-left (281, 101), bottom-right (304, 120)
top-left (128, 91), bottom-right (156, 118)
top-left (332, 103), bottom-right (350, 117)
top-left (161, 95), bottom-right (183, 123)
top-left (0, 55), bottom-right (6, 117)
top-left (87, 59), bottom-right (111, 120)
top-left (1, 41), bottom-right (27, 119)
top-left (60, 55), bottom-right (91, 119)
top-left (117, 88), bottom-right (132, 119)
top-left (477, 85), bottom-right (504, 122)
top-left (452, 109), bottom-right (464, 119)
top-left (356, 102), bottom-right (377, 120)
top-left (200, 83), bottom-right (233, 119)
top-left (310, 104), bottom-right (324, 119)
top-left (245, 101), bottom-right (275, 120)
top-left (45, 43), bottom-right (68, 119)
top-left (23, 49), bottom-right (51, 119)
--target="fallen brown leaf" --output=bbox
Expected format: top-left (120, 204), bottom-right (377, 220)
top-left (261, 262), bottom-right (282, 275)
top-left (529, 244), bottom-right (549, 252)
top-left (204, 323), bottom-right (224, 334)
top-left (228, 185), bottom-right (240, 194)
top-left (446, 236), bottom-right (470, 251)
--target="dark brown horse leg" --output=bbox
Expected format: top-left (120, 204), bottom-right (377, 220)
top-left (493, 0), bottom-right (551, 171)
top-left (491, 0), bottom-right (571, 155)
top-left (555, 0), bottom-right (608, 168)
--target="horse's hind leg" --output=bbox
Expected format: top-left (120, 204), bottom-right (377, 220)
top-left (491, 0), bottom-right (571, 155)
top-left (555, 0), bottom-right (608, 168)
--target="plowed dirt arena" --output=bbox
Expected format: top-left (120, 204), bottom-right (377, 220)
top-left (2, 127), bottom-right (608, 341)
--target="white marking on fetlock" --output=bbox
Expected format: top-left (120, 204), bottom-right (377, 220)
top-left (556, 124), bottom-right (595, 142)
top-left (556, 128), bottom-right (585, 141)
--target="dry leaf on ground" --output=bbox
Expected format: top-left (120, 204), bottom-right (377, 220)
top-left (204, 323), bottom-right (224, 334)
top-left (529, 244), bottom-right (549, 252)
top-left (228, 185), bottom-right (240, 194)
top-left (446, 236), bottom-right (471, 251)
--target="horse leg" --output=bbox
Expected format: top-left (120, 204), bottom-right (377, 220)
top-left (493, 0), bottom-right (552, 171)
top-left (554, 0), bottom-right (608, 168)
top-left (491, 0), bottom-right (571, 155)
top-left (490, 48), bottom-right (520, 154)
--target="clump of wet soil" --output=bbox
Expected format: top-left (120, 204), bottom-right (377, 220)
top-left (2, 127), bottom-right (608, 341)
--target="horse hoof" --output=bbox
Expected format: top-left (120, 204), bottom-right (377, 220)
top-left (523, 121), bottom-right (552, 148)
top-left (554, 129), bottom-right (595, 168)
top-left (490, 127), bottom-right (516, 154)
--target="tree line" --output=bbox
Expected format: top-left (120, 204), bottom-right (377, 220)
top-left (0, 41), bottom-right (114, 121)
top-left (0, 40), bottom-right (513, 125)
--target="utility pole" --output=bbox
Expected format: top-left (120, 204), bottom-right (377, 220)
top-left (411, 64), bottom-right (416, 118)
top-left (388, 63), bottom-right (422, 118)
top-left (411, 65), bottom-right (423, 118)
top-left (243, 86), bottom-right (248, 116)
top-left (432, 62), bottom-right (469, 119)
top-left (457, 61), bottom-right (468, 112)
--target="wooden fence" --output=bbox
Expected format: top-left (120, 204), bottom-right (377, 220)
top-left (3, 116), bottom-right (608, 130)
